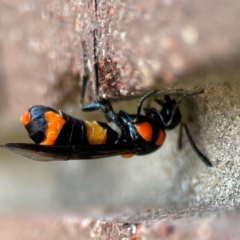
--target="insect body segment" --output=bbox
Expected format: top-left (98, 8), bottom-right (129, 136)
top-left (21, 105), bottom-right (119, 147)
top-left (134, 122), bottom-right (153, 142)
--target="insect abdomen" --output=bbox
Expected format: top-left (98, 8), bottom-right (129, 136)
top-left (21, 106), bottom-right (118, 146)
top-left (60, 111), bottom-right (119, 145)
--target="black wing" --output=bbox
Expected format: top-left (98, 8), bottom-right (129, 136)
top-left (1, 143), bottom-right (144, 161)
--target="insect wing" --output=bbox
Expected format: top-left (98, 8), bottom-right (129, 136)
top-left (1, 143), bottom-right (143, 161)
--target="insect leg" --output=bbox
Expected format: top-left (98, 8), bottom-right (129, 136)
top-left (133, 90), bottom-right (159, 123)
top-left (80, 29), bottom-right (99, 106)
top-left (154, 96), bottom-right (181, 129)
top-left (80, 41), bottom-right (89, 106)
top-left (177, 123), bottom-right (183, 150)
top-left (93, 29), bottom-right (99, 98)
top-left (182, 124), bottom-right (212, 167)
top-left (119, 110), bottom-right (140, 141)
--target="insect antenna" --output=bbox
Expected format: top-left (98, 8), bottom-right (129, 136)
top-left (80, 40), bottom-right (89, 106)
top-left (182, 124), bottom-right (212, 167)
top-left (133, 90), bottom-right (159, 123)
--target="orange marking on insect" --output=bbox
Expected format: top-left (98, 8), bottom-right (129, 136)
top-left (121, 153), bottom-right (133, 158)
top-left (155, 129), bottom-right (166, 146)
top-left (85, 121), bottom-right (107, 145)
top-left (134, 122), bottom-right (153, 142)
top-left (40, 112), bottom-right (65, 145)
top-left (20, 112), bottom-right (31, 126)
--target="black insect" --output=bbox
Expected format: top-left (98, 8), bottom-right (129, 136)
top-left (1, 30), bottom-right (212, 167)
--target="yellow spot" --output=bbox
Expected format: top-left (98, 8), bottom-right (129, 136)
top-left (134, 122), bottom-right (152, 142)
top-left (85, 121), bottom-right (107, 145)
top-left (41, 112), bottom-right (65, 145)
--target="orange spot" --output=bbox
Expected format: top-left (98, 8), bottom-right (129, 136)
top-left (40, 112), bottom-right (65, 145)
top-left (20, 112), bottom-right (31, 126)
top-left (85, 121), bottom-right (107, 145)
top-left (134, 122), bottom-right (153, 142)
top-left (155, 129), bottom-right (166, 146)
top-left (121, 153), bottom-right (133, 158)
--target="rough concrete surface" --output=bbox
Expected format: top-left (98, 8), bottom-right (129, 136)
top-left (1, 0), bottom-right (240, 239)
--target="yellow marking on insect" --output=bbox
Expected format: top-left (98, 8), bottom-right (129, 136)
top-left (85, 121), bottom-right (107, 144)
